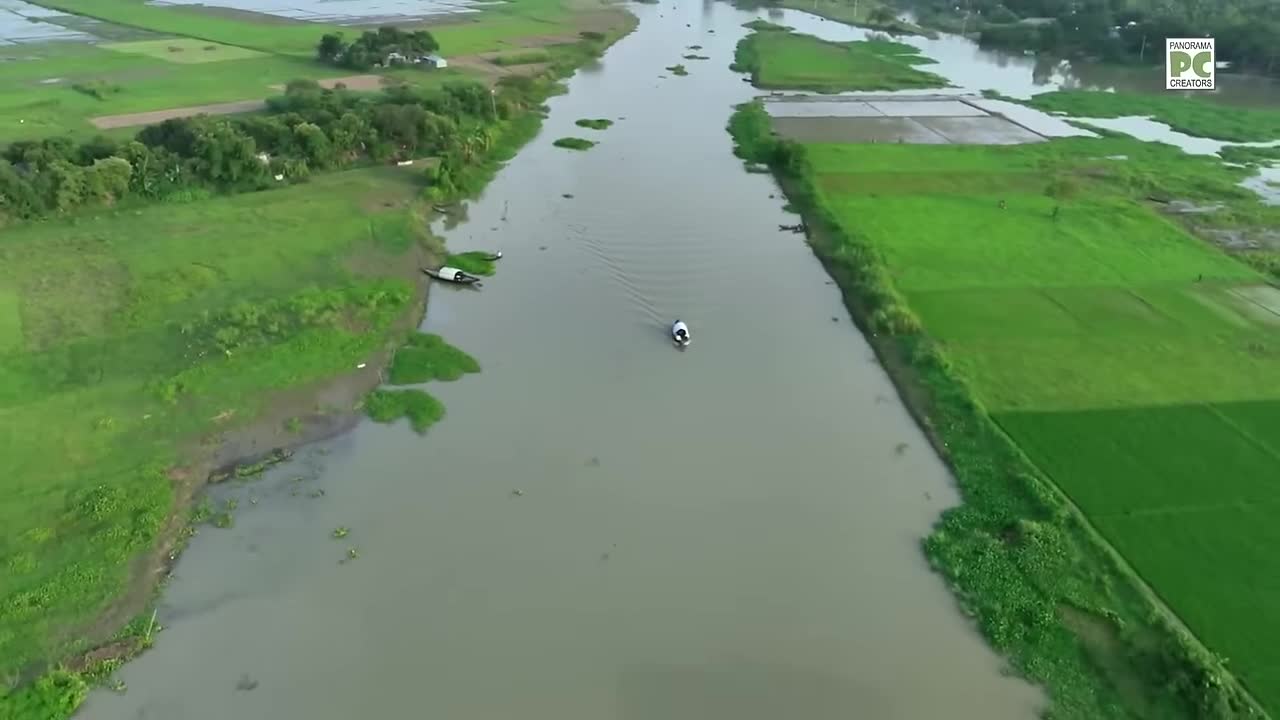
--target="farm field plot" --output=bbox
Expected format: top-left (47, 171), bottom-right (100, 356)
top-left (0, 167), bottom-right (425, 676)
top-left (801, 136), bottom-right (1280, 713)
top-left (735, 28), bottom-right (948, 92)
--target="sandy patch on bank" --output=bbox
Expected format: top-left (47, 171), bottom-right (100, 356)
top-left (91, 99), bottom-right (267, 129)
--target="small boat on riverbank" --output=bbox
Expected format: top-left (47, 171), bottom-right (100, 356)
top-left (423, 266), bottom-right (483, 287)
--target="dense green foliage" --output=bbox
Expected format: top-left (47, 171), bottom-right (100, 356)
top-left (1019, 90), bottom-right (1280, 143)
top-left (575, 118), bottom-right (614, 130)
top-left (0, 78), bottom-right (529, 224)
top-left (316, 26), bottom-right (440, 71)
top-left (387, 332), bottom-right (481, 385)
top-left (728, 100), bottom-right (1273, 719)
top-left (552, 137), bottom-right (596, 150)
top-left (895, 0), bottom-right (1280, 75)
top-left (492, 50), bottom-right (552, 66)
top-left (731, 29), bottom-right (948, 92)
top-left (364, 389), bottom-right (445, 433)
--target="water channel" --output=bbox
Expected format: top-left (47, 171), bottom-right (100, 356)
top-left (78, 1), bottom-right (1271, 718)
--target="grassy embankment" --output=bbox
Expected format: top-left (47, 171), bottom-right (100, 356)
top-left (3, 0), bottom-right (604, 140)
top-left (730, 93), bottom-right (1280, 717)
top-left (0, 6), bottom-right (637, 717)
top-left (731, 23), bottom-right (948, 92)
top-left (730, 23), bottom-right (1280, 719)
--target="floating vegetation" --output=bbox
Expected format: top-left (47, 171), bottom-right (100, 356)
top-left (332, 526), bottom-right (349, 539)
top-left (575, 118), bottom-right (614, 130)
top-left (665, 64), bottom-right (689, 76)
top-left (388, 332), bottom-right (480, 385)
top-left (364, 388), bottom-right (445, 433)
top-left (553, 137), bottom-right (596, 151)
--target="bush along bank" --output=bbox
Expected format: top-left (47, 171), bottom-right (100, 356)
top-left (725, 100), bottom-right (1263, 720)
top-left (0, 21), bottom-right (636, 720)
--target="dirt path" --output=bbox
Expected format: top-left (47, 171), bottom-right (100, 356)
top-left (91, 99), bottom-right (268, 129)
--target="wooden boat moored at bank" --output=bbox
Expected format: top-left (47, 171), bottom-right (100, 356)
top-left (422, 266), bottom-right (483, 286)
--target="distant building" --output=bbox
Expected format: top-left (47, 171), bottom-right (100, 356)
top-left (423, 54), bottom-right (448, 69)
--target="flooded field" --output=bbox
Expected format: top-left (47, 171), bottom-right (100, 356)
top-left (766, 95), bottom-right (1047, 144)
top-left (0, 0), bottom-right (96, 44)
top-left (148, 0), bottom-right (494, 24)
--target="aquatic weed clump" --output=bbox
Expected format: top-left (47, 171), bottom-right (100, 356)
top-left (363, 389), bottom-right (445, 433)
top-left (575, 118), bottom-right (614, 130)
top-left (553, 137), bottom-right (596, 150)
top-left (387, 333), bottom-right (480, 385)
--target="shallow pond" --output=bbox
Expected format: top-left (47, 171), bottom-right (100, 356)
top-left (79, 2), bottom-right (1047, 720)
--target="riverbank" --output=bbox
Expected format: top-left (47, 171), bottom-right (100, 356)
top-left (0, 9), bottom-right (636, 717)
top-left (728, 100), bottom-right (1275, 719)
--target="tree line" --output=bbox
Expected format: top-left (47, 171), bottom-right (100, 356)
top-left (893, 0), bottom-right (1280, 74)
top-left (0, 77), bottom-right (533, 225)
top-left (317, 26), bottom-right (440, 71)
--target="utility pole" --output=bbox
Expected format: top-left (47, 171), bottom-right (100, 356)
top-left (489, 87), bottom-right (497, 119)
top-left (1139, 33), bottom-right (1147, 62)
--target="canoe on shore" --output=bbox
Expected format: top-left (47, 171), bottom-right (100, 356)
top-left (422, 266), bottom-right (483, 286)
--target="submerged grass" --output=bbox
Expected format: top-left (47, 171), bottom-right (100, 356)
top-left (387, 332), bottom-right (480, 385)
top-left (1023, 90), bottom-right (1280, 143)
top-left (363, 388), bottom-right (444, 433)
top-left (553, 136), bottom-right (596, 150)
top-left (728, 99), bottom-right (1271, 719)
top-left (731, 29), bottom-right (948, 92)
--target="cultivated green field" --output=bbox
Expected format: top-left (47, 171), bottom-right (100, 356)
top-left (0, 167), bottom-right (429, 682)
top-left (732, 27), bottom-right (948, 92)
top-left (807, 135), bottom-right (1280, 714)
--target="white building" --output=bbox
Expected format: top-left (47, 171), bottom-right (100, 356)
top-left (423, 54), bottom-right (448, 69)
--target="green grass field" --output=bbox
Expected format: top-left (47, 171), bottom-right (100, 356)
top-left (0, 166), bottom-right (428, 683)
top-left (730, 91), bottom-right (1280, 716)
top-left (732, 28), bottom-right (948, 92)
top-left (101, 38), bottom-right (267, 64)
top-left (1019, 89), bottom-right (1280, 143)
top-left (811, 138), bottom-right (1280, 715)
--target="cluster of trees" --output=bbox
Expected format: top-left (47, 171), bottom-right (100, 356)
top-left (0, 77), bottom-right (532, 225)
top-left (317, 26), bottom-right (440, 71)
top-left (896, 0), bottom-right (1280, 73)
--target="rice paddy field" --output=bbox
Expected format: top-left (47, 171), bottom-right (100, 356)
top-left (0, 166), bottom-right (430, 682)
top-left (0, 0), bottom-right (614, 140)
top-left (800, 134), bottom-right (1280, 713)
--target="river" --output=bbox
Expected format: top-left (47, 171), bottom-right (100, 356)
top-left (78, 3), bottom-right (1063, 719)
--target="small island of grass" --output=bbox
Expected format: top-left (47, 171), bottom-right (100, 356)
top-left (575, 118), bottom-right (615, 130)
top-left (553, 137), bottom-right (597, 150)
top-left (743, 19), bottom-right (792, 31)
top-left (666, 64), bottom-right (689, 76)
top-left (387, 332), bottom-right (480, 385)
top-left (682, 53), bottom-right (711, 60)
top-left (732, 29), bottom-right (947, 92)
top-left (364, 388), bottom-right (445, 434)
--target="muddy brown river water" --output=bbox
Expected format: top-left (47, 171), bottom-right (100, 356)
top-left (75, 4), bottom-right (1065, 719)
